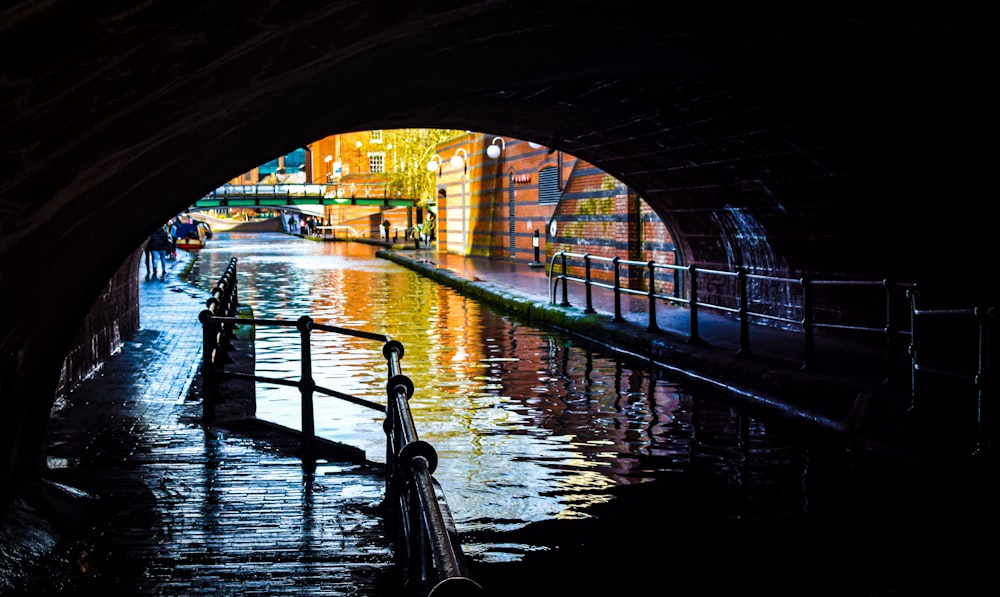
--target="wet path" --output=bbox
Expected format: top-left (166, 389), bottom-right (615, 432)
top-left (30, 250), bottom-right (399, 596)
top-left (13, 234), bottom-right (994, 596)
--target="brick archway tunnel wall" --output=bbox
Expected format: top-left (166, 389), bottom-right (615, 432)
top-left (0, 1), bottom-right (994, 494)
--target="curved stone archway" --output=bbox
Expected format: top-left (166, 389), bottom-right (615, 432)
top-left (0, 1), bottom-right (993, 490)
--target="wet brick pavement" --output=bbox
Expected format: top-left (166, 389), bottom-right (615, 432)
top-left (7, 250), bottom-right (399, 596)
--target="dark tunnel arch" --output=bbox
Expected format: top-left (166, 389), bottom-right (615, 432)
top-left (1, 0), bottom-right (995, 495)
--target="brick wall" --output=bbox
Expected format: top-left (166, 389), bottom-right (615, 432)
top-left (445, 135), bottom-right (677, 295)
top-left (56, 247), bottom-right (142, 397)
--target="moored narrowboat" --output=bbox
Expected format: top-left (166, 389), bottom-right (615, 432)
top-left (175, 221), bottom-right (211, 250)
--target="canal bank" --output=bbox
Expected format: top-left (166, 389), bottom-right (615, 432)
top-left (4, 236), bottom-right (990, 596)
top-left (376, 248), bottom-right (981, 472)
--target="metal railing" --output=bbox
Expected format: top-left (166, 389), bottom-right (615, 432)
top-left (199, 258), bottom-right (482, 596)
top-left (547, 250), bottom-right (995, 453)
top-left (382, 341), bottom-right (483, 596)
top-left (314, 225), bottom-right (360, 239)
top-left (195, 183), bottom-right (417, 208)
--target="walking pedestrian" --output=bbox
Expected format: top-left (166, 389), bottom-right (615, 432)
top-left (420, 213), bottom-right (435, 245)
top-left (410, 224), bottom-right (421, 249)
top-left (147, 225), bottom-right (171, 280)
top-left (382, 218), bottom-right (391, 241)
top-left (168, 219), bottom-right (179, 259)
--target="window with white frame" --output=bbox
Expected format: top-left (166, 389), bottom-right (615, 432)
top-left (369, 152), bottom-right (386, 173)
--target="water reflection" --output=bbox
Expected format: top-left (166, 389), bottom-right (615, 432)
top-left (189, 232), bottom-right (846, 562)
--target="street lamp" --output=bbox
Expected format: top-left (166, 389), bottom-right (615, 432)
top-left (324, 154), bottom-right (333, 182)
top-left (486, 136), bottom-right (505, 159)
top-left (427, 154), bottom-right (443, 175)
top-left (451, 148), bottom-right (467, 174)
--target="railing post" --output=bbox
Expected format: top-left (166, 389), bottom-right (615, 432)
top-left (688, 265), bottom-right (701, 344)
top-left (612, 257), bottom-right (624, 323)
top-left (908, 289), bottom-right (919, 412)
top-left (204, 298), bottom-right (228, 364)
top-left (381, 340), bottom-right (405, 508)
top-left (297, 315), bottom-right (316, 459)
top-left (199, 309), bottom-right (217, 424)
top-left (560, 252), bottom-right (570, 307)
top-left (974, 305), bottom-right (993, 458)
top-left (672, 262), bottom-right (681, 302)
top-left (228, 257), bottom-right (239, 315)
top-left (884, 278), bottom-right (897, 386)
top-left (646, 260), bottom-right (659, 333)
top-left (801, 275), bottom-right (815, 371)
top-left (583, 254), bottom-right (595, 314)
top-left (737, 266), bottom-right (753, 358)
top-left (220, 287), bottom-right (238, 348)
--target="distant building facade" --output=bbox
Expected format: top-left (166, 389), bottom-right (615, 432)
top-left (229, 130), bottom-right (679, 296)
top-left (431, 132), bottom-right (677, 293)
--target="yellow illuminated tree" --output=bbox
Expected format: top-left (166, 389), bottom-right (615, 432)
top-left (382, 128), bottom-right (463, 206)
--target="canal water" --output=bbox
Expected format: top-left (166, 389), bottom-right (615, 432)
top-left (186, 231), bottom-right (986, 595)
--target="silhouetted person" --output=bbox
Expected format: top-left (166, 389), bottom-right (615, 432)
top-left (147, 225), bottom-right (171, 280)
top-left (168, 219), bottom-right (179, 259)
top-left (421, 213), bottom-right (436, 245)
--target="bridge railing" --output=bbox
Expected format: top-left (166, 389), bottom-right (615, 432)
top-left (199, 258), bottom-right (482, 596)
top-left (214, 183), bottom-right (331, 197)
top-left (548, 250), bottom-right (994, 454)
top-left (198, 182), bottom-right (416, 206)
top-left (314, 225), bottom-right (359, 239)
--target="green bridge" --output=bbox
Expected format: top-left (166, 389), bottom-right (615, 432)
top-left (193, 183), bottom-right (418, 209)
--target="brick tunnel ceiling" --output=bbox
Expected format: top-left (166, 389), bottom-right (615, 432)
top-left (0, 1), bottom-right (994, 293)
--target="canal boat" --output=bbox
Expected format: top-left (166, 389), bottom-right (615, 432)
top-left (175, 221), bottom-right (211, 250)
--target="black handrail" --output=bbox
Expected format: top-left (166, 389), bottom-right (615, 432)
top-left (547, 250), bottom-right (995, 455)
top-left (383, 342), bottom-right (483, 596)
top-left (199, 258), bottom-right (482, 596)
top-left (198, 257), bottom-right (240, 424)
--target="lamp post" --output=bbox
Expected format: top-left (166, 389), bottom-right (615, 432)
top-left (450, 148), bottom-right (467, 173)
top-left (487, 136), bottom-right (505, 159)
top-left (427, 154), bottom-right (442, 175)
top-left (324, 154), bottom-right (333, 182)
top-left (530, 228), bottom-right (544, 268)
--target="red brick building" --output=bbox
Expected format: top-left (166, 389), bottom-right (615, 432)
top-left (431, 132), bottom-right (677, 294)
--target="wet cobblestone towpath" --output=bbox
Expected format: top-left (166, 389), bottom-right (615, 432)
top-left (11, 250), bottom-right (399, 595)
